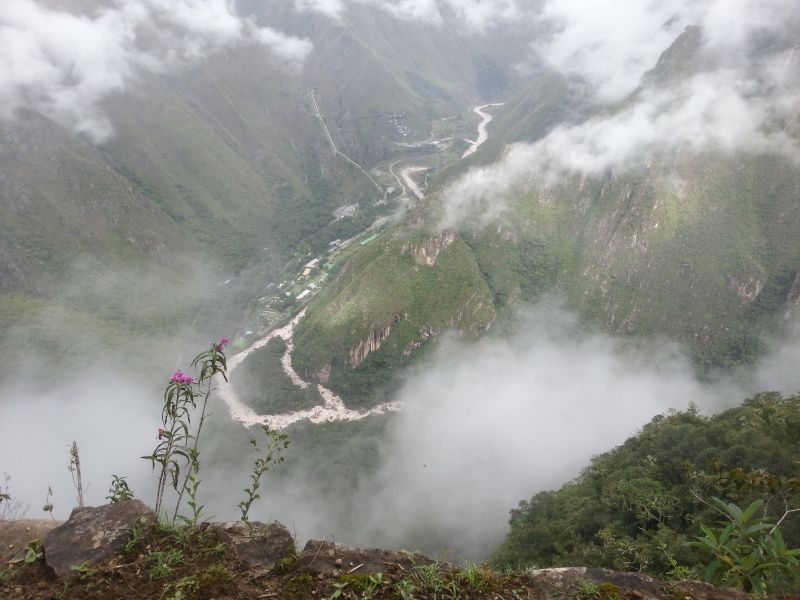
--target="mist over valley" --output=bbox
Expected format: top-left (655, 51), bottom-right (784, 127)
top-left (2, 2), bottom-right (800, 597)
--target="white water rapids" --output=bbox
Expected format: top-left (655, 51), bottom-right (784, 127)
top-left (220, 102), bottom-right (504, 429)
top-left (218, 309), bottom-right (403, 429)
top-left (462, 103), bottom-right (504, 159)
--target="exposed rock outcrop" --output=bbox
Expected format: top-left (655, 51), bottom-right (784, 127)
top-left (528, 567), bottom-right (752, 600)
top-left (401, 229), bottom-right (456, 267)
top-left (0, 512), bottom-right (777, 600)
top-left (211, 521), bottom-right (294, 573)
top-left (726, 274), bottom-right (764, 303)
top-left (42, 500), bottom-right (155, 578)
top-left (347, 313), bottom-right (407, 367)
top-left (296, 539), bottom-right (436, 575)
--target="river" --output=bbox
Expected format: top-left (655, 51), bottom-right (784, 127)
top-left (217, 309), bottom-right (403, 429)
top-left (462, 103), bottom-right (504, 159)
top-left (220, 101), bottom-right (504, 429)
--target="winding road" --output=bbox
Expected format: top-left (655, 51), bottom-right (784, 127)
top-left (220, 100), bottom-right (504, 429)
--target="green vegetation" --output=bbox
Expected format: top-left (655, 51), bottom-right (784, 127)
top-left (238, 426), bottom-right (290, 522)
top-left (690, 498), bottom-right (800, 596)
top-left (70, 562), bottom-right (98, 582)
top-left (122, 522), bottom-right (236, 598)
top-left (106, 475), bottom-right (134, 503)
top-left (576, 580), bottom-right (622, 600)
top-left (293, 228), bottom-right (495, 408)
top-left (24, 540), bottom-right (43, 565)
top-left (492, 392), bottom-right (800, 593)
top-left (233, 338), bottom-right (322, 413)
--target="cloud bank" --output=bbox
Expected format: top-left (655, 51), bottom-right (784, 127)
top-left (0, 0), bottom-right (312, 142)
top-left (442, 0), bottom-right (800, 228)
top-left (235, 300), bottom-right (800, 560)
top-left (295, 0), bottom-right (521, 32)
top-left (0, 375), bottom-right (158, 519)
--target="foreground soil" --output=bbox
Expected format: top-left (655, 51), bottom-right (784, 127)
top-left (1, 519), bottom-right (798, 600)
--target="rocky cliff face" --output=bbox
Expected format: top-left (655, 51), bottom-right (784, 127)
top-left (347, 312), bottom-right (408, 368)
top-left (401, 229), bottom-right (457, 267)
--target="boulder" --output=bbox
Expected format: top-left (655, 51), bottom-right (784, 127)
top-left (0, 519), bottom-right (62, 562)
top-left (42, 500), bottom-right (155, 578)
top-left (527, 567), bottom-right (752, 600)
top-left (211, 521), bottom-right (295, 572)
top-left (296, 539), bottom-right (436, 576)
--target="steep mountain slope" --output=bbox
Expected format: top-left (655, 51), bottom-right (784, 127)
top-left (0, 3), bottom-right (529, 381)
top-left (0, 111), bottom-right (181, 295)
top-left (291, 26), bottom-right (800, 406)
top-left (492, 391), bottom-right (800, 577)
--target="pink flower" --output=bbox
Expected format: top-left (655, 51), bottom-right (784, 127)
top-left (169, 370), bottom-right (196, 385)
top-left (157, 428), bottom-right (166, 440)
top-left (215, 336), bottom-right (230, 352)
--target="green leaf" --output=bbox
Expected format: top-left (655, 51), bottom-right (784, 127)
top-left (742, 499), bottom-right (764, 523)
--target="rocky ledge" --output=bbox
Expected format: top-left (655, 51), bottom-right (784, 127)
top-left (0, 501), bottom-right (786, 599)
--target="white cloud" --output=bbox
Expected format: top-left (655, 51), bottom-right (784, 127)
top-left (245, 300), bottom-right (770, 559)
top-left (0, 0), bottom-right (312, 142)
top-left (441, 0), bottom-right (800, 228)
top-left (534, 0), bottom-right (800, 103)
top-left (535, 0), bottom-right (694, 102)
top-left (296, 0), bottom-right (522, 32)
top-left (294, 0), bottom-right (346, 21)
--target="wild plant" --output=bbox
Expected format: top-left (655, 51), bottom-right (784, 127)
top-left (106, 475), bottom-right (134, 503)
top-left (362, 573), bottom-right (383, 599)
top-left (238, 425), bottom-right (289, 522)
top-left (142, 337), bottom-right (228, 521)
top-left (147, 548), bottom-right (185, 580)
top-left (175, 465), bottom-right (204, 526)
top-left (690, 497), bottom-right (800, 596)
top-left (23, 540), bottom-right (43, 564)
top-left (171, 339), bottom-right (229, 523)
top-left (575, 580), bottom-right (602, 599)
top-left (42, 486), bottom-right (54, 519)
top-left (1, 473), bottom-right (26, 520)
top-left (413, 562), bottom-right (445, 593)
top-left (70, 562), bottom-right (98, 581)
top-left (0, 475), bottom-right (9, 509)
top-left (68, 441), bottom-right (85, 508)
top-left (394, 578), bottom-right (417, 600)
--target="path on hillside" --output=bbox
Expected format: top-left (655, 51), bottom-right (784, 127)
top-left (220, 101), bottom-right (504, 428)
top-left (217, 309), bottom-right (403, 429)
top-left (308, 90), bottom-right (386, 199)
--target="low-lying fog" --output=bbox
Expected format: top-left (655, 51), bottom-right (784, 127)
top-left (4, 298), bottom-right (797, 561)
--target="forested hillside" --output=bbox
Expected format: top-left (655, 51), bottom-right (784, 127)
top-left (493, 392), bottom-right (800, 580)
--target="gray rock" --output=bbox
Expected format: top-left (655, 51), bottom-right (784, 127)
top-left (527, 567), bottom-right (752, 600)
top-left (296, 539), bottom-right (436, 575)
top-left (42, 500), bottom-right (155, 578)
top-left (211, 521), bottom-right (295, 572)
top-left (0, 519), bottom-right (62, 562)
